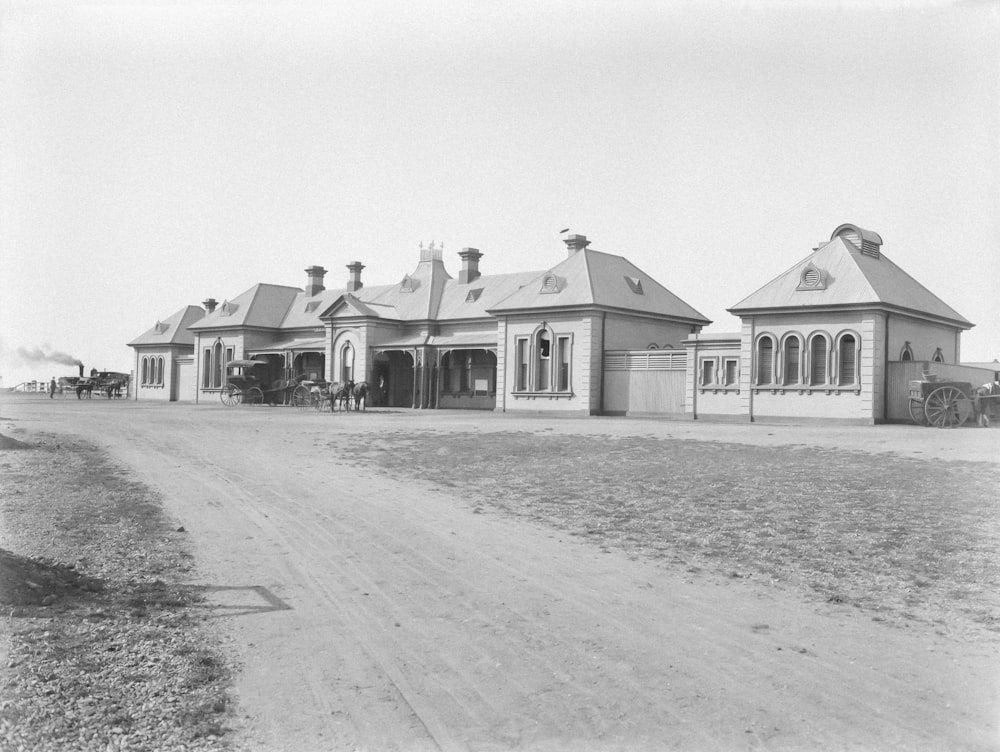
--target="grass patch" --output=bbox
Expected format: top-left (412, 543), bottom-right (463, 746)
top-left (333, 429), bottom-right (1000, 638)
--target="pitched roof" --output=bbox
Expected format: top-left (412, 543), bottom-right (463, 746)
top-left (488, 247), bottom-right (710, 325)
top-left (729, 227), bottom-right (972, 328)
top-left (128, 305), bottom-right (205, 346)
top-left (188, 284), bottom-right (302, 330)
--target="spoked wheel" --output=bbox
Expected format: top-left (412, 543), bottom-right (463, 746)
top-left (221, 385), bottom-right (242, 406)
top-left (908, 398), bottom-right (927, 426)
top-left (924, 385), bottom-right (973, 428)
top-left (244, 386), bottom-right (264, 406)
top-left (292, 385), bottom-right (311, 409)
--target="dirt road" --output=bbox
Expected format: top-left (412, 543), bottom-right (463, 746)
top-left (3, 397), bottom-right (998, 751)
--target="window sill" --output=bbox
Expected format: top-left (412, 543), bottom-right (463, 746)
top-left (512, 391), bottom-right (575, 400)
top-left (699, 387), bottom-right (739, 394)
top-left (752, 386), bottom-right (861, 395)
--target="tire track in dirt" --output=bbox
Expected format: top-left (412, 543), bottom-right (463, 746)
top-left (8, 402), bottom-right (998, 751)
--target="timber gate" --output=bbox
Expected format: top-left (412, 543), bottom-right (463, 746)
top-left (603, 350), bottom-right (687, 416)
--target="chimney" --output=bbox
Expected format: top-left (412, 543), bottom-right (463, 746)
top-left (78, 363), bottom-right (84, 378)
top-left (564, 234), bottom-right (590, 255)
top-left (458, 247), bottom-right (482, 284)
top-left (202, 298), bottom-right (217, 314)
top-left (304, 265), bottom-right (326, 296)
top-left (346, 261), bottom-right (365, 292)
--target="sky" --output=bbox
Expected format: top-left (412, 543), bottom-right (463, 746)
top-left (1, 0), bottom-right (998, 387)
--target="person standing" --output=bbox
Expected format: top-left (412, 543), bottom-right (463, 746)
top-left (49, 377), bottom-right (56, 399)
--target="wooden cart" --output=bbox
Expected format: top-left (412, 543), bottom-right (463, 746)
top-left (908, 377), bottom-right (999, 428)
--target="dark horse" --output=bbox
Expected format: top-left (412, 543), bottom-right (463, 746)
top-left (351, 382), bottom-right (370, 411)
top-left (329, 381), bottom-right (354, 412)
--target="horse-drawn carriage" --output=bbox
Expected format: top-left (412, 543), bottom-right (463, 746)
top-left (57, 372), bottom-right (129, 399)
top-left (908, 375), bottom-right (1000, 428)
top-left (291, 380), bottom-right (369, 412)
top-left (221, 360), bottom-right (304, 407)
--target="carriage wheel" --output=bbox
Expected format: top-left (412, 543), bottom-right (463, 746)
top-left (221, 385), bottom-right (242, 406)
top-left (924, 386), bottom-right (973, 428)
top-left (291, 385), bottom-right (311, 409)
top-left (908, 399), bottom-right (927, 426)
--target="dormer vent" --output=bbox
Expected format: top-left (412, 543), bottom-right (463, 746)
top-left (540, 273), bottom-right (562, 294)
top-left (400, 274), bottom-right (418, 293)
top-left (624, 276), bottom-right (644, 295)
top-left (796, 262), bottom-right (827, 291)
top-left (832, 223), bottom-right (882, 260)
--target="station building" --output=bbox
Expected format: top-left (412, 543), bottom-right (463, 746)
top-left (128, 224), bottom-right (980, 423)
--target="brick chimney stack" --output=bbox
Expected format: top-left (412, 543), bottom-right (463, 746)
top-left (563, 234), bottom-right (590, 255)
top-left (458, 248), bottom-right (482, 284)
top-left (202, 298), bottom-right (218, 314)
top-left (304, 265), bottom-right (327, 296)
top-left (346, 261), bottom-right (365, 292)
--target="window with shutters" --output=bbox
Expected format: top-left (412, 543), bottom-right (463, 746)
top-left (783, 336), bottom-right (801, 385)
top-left (756, 335), bottom-right (775, 385)
top-left (838, 333), bottom-right (858, 386)
top-left (809, 335), bottom-right (829, 385)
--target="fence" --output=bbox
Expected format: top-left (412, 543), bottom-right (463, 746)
top-left (603, 350), bottom-right (687, 415)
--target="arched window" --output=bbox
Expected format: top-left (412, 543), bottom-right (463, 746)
top-left (212, 341), bottom-right (223, 388)
top-left (756, 335), bottom-right (775, 385)
top-left (157, 357), bottom-right (165, 385)
top-left (535, 329), bottom-right (551, 391)
top-left (838, 334), bottom-right (857, 386)
top-left (783, 336), bottom-right (801, 385)
top-left (932, 348), bottom-right (945, 364)
top-left (341, 342), bottom-right (354, 383)
top-left (900, 343), bottom-right (914, 361)
top-left (809, 335), bottom-right (828, 385)
top-left (141, 357), bottom-right (149, 385)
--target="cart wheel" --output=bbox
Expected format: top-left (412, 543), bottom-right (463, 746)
top-left (292, 385), bottom-right (311, 409)
top-left (221, 385), bottom-right (242, 406)
top-left (244, 386), bottom-right (264, 406)
top-left (908, 398), bottom-right (927, 426)
top-left (924, 386), bottom-right (973, 428)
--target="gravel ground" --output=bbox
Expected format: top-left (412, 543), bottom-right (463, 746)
top-left (0, 430), bottom-right (237, 752)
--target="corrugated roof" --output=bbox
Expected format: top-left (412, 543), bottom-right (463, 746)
top-left (435, 271), bottom-right (541, 321)
top-left (189, 284), bottom-right (301, 330)
top-left (729, 236), bottom-right (971, 327)
top-left (488, 247), bottom-right (710, 325)
top-left (128, 305), bottom-right (205, 346)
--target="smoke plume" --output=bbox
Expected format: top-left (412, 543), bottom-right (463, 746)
top-left (14, 346), bottom-right (83, 368)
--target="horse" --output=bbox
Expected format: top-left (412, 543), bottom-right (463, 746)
top-left (973, 377), bottom-right (1000, 427)
top-left (329, 381), bottom-right (354, 412)
top-left (351, 381), bottom-right (370, 411)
